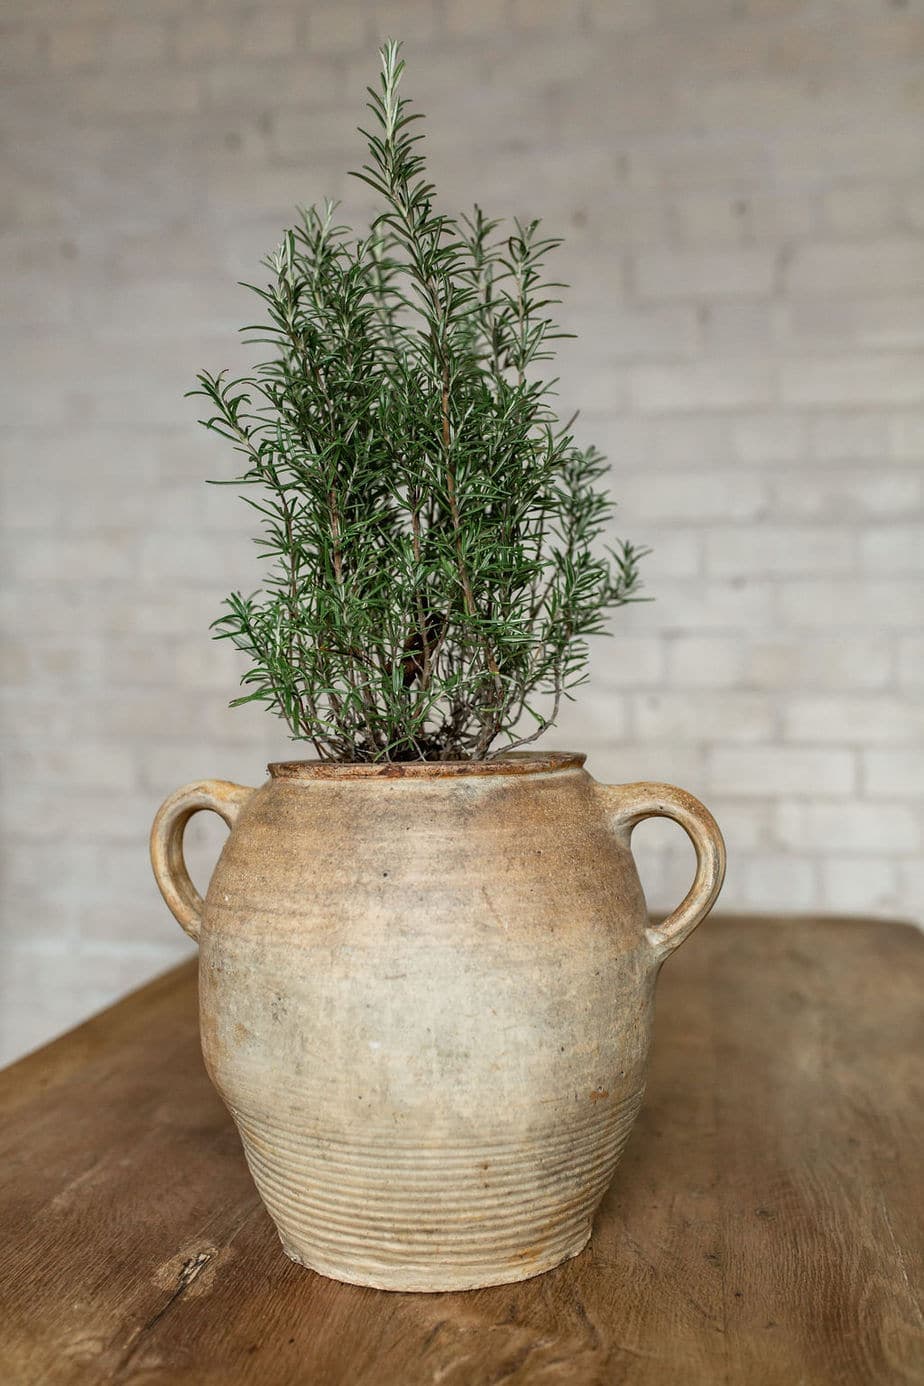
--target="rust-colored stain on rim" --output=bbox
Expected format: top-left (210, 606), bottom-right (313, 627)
top-left (267, 751), bottom-right (587, 780)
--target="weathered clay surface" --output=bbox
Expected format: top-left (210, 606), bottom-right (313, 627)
top-left (150, 752), bottom-right (725, 1292)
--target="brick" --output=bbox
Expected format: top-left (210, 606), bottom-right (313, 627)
top-left (575, 196), bottom-right (668, 250)
top-left (0, 232), bottom-right (74, 329)
top-left (0, 842), bottom-right (95, 921)
top-left (810, 412), bottom-right (890, 462)
top-left (822, 183), bottom-right (897, 237)
top-left (368, 3), bottom-right (438, 44)
top-left (898, 637), bottom-right (924, 688)
top-left (768, 469), bottom-right (919, 521)
top-left (621, 578), bottom-right (775, 632)
top-left (171, 641), bottom-right (246, 692)
top-left (898, 859), bottom-right (924, 912)
top-left (710, 747), bottom-right (856, 797)
top-left (651, 135), bottom-right (772, 189)
top-left (511, 0), bottom-right (576, 27)
top-left (739, 855), bottom-right (818, 912)
top-left (819, 857), bottom-right (900, 915)
top-left (783, 697), bottom-right (924, 747)
top-left (859, 525), bottom-right (924, 573)
top-left (533, 687), bottom-right (629, 748)
top-left (745, 190), bottom-right (818, 243)
top-left (776, 580), bottom-right (920, 629)
top-left (203, 60), bottom-right (341, 111)
top-left (863, 749), bottom-right (924, 799)
top-left (77, 892), bottom-right (168, 946)
top-left (890, 413), bottom-right (924, 461)
top-left (666, 636), bottom-right (745, 688)
top-left (618, 471), bottom-right (766, 523)
top-left (441, 136), bottom-right (617, 216)
top-left (634, 248), bottom-right (775, 301)
top-left (446, 0), bottom-right (510, 37)
top-left (699, 302), bottom-right (776, 355)
top-left (587, 0), bottom-right (655, 33)
top-left (630, 532), bottom-right (702, 578)
top-left (2, 634), bottom-right (103, 686)
top-left (48, 23), bottom-right (101, 70)
top-left (904, 186), bottom-right (924, 232)
top-left (138, 530), bottom-right (239, 587)
top-left (269, 100), bottom-right (361, 161)
top-left (576, 414), bottom-right (649, 465)
top-left (706, 526), bottom-right (854, 577)
top-left (5, 743), bottom-right (135, 791)
top-left (670, 190), bottom-right (750, 246)
top-left (649, 417), bottom-right (733, 467)
top-left (136, 742), bottom-right (269, 798)
top-left (633, 691), bottom-right (774, 743)
top-left (200, 483), bottom-right (252, 532)
top-left (585, 305), bottom-right (700, 361)
top-left (100, 636), bottom-right (190, 688)
top-left (118, 591), bottom-right (220, 638)
top-left (108, 19), bottom-right (168, 64)
top-left (695, 799), bottom-right (771, 851)
top-left (8, 533), bottom-right (138, 584)
top-left (100, 690), bottom-right (218, 744)
top-left (0, 786), bottom-right (157, 845)
top-left (0, 584), bottom-right (98, 638)
top-left (176, 14), bottom-right (235, 63)
top-left (746, 637), bottom-right (894, 692)
top-left (786, 238), bottom-right (924, 296)
top-left (780, 356), bottom-right (924, 407)
top-left (307, 3), bottom-right (368, 52)
top-left (695, 72), bottom-right (837, 129)
top-left (559, 362), bottom-right (631, 412)
top-left (69, 482), bottom-right (202, 533)
top-left (586, 638), bottom-right (664, 689)
top-left (781, 295), bottom-right (924, 352)
top-left (73, 71), bottom-right (201, 116)
top-left (200, 695), bottom-right (286, 747)
top-left (26, 0), bottom-right (189, 14)
top-left (0, 26), bottom-right (41, 75)
top-left (774, 801), bottom-right (918, 853)
top-left (631, 361), bottom-right (774, 412)
top-left (774, 127), bottom-right (924, 182)
top-left (93, 277), bottom-right (242, 340)
top-left (238, 8), bottom-right (300, 59)
top-left (581, 746), bottom-right (708, 799)
top-left (731, 413), bottom-right (806, 465)
top-left (0, 940), bottom-right (188, 1067)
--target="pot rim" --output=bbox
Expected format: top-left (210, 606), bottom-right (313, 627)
top-left (267, 751), bottom-right (587, 780)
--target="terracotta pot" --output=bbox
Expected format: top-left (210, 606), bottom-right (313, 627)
top-left (150, 752), bottom-right (725, 1292)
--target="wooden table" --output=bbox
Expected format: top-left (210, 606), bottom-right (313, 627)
top-left (2, 917), bottom-right (922, 1385)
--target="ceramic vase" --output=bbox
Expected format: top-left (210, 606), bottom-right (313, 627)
top-left (150, 752), bottom-right (725, 1291)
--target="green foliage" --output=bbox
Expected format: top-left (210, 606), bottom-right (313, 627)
top-left (191, 41), bottom-right (647, 762)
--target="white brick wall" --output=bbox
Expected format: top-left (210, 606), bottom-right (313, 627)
top-left (1, 0), bottom-right (922, 1063)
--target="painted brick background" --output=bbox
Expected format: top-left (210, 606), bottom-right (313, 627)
top-left (1, 0), bottom-right (922, 1063)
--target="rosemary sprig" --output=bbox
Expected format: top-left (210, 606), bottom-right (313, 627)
top-left (190, 41), bottom-right (647, 762)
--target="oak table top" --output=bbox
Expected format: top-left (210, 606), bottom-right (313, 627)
top-left (1, 917), bottom-right (922, 1385)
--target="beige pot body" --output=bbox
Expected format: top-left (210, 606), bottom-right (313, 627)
top-left (151, 753), bottom-right (725, 1292)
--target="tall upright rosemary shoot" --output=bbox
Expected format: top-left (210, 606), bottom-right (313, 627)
top-left (192, 42), bottom-right (646, 762)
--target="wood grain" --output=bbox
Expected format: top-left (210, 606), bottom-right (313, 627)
top-left (0, 917), bottom-right (921, 1385)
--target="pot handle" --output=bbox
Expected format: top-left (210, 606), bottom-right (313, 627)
top-left (150, 781), bottom-right (255, 943)
top-left (600, 782), bottom-right (726, 961)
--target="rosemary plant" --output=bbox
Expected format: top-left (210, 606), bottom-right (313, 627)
top-left (192, 41), bottom-right (646, 762)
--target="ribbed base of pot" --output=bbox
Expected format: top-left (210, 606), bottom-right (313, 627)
top-left (280, 1225), bottom-right (593, 1292)
top-left (230, 1089), bottom-right (643, 1292)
